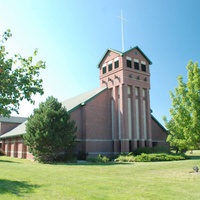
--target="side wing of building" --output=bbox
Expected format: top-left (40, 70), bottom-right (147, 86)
top-left (151, 115), bottom-right (168, 147)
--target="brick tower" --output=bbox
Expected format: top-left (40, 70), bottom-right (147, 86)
top-left (98, 46), bottom-right (152, 153)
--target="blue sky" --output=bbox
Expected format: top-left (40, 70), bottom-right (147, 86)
top-left (1, 0), bottom-right (200, 125)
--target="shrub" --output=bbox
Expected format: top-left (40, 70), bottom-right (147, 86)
top-left (134, 153), bottom-right (188, 162)
top-left (96, 154), bottom-right (110, 162)
top-left (0, 149), bottom-right (5, 156)
top-left (115, 152), bottom-right (188, 163)
top-left (115, 152), bottom-right (135, 162)
top-left (87, 154), bottom-right (110, 163)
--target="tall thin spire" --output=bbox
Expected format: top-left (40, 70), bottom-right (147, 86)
top-left (116, 9), bottom-right (126, 52)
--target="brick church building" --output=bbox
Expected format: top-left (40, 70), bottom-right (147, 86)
top-left (0, 46), bottom-right (168, 159)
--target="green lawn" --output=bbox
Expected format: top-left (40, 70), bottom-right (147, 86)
top-left (1, 152), bottom-right (200, 200)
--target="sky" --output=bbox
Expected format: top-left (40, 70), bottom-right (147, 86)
top-left (1, 0), bottom-right (200, 126)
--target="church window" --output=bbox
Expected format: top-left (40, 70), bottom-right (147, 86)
top-left (114, 57), bottom-right (119, 69)
top-left (111, 88), bottom-right (114, 140)
top-left (127, 60), bottom-right (132, 68)
top-left (127, 86), bottom-right (132, 139)
top-left (135, 87), bottom-right (139, 96)
top-left (143, 99), bottom-right (147, 140)
top-left (115, 60), bottom-right (119, 68)
top-left (108, 61), bottom-right (112, 71)
top-left (127, 86), bottom-right (131, 95)
top-left (135, 99), bottom-right (140, 140)
top-left (141, 61), bottom-right (146, 72)
top-left (134, 59), bottom-right (139, 70)
top-left (126, 57), bottom-right (132, 68)
top-left (142, 88), bottom-right (148, 140)
top-left (117, 87), bottom-right (121, 139)
top-left (142, 88), bottom-right (146, 97)
top-left (102, 65), bottom-right (106, 74)
top-left (108, 62), bottom-right (112, 71)
top-left (141, 64), bottom-right (146, 72)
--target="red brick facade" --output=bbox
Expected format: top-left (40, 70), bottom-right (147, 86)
top-left (1, 137), bottom-right (33, 160)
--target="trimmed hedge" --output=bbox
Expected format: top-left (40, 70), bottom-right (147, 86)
top-left (115, 152), bottom-right (188, 162)
top-left (134, 153), bottom-right (188, 162)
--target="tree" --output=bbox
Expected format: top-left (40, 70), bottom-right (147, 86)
top-left (23, 96), bottom-right (77, 163)
top-left (0, 29), bottom-right (45, 117)
top-left (163, 61), bottom-right (200, 152)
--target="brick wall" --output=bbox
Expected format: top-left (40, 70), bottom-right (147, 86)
top-left (0, 122), bottom-right (21, 135)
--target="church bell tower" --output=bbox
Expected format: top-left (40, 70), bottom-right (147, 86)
top-left (98, 46), bottom-right (152, 153)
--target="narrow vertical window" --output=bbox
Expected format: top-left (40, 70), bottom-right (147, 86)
top-left (127, 85), bottom-right (131, 95)
top-left (135, 87), bottom-right (140, 139)
top-left (102, 65), bottom-right (106, 74)
top-left (115, 60), bottom-right (119, 68)
top-left (111, 99), bottom-right (114, 139)
top-left (108, 63), bottom-right (112, 71)
top-left (114, 57), bottom-right (119, 69)
top-left (142, 89), bottom-right (146, 97)
top-left (127, 86), bottom-right (132, 139)
top-left (111, 89), bottom-right (114, 140)
top-left (135, 87), bottom-right (139, 96)
top-left (142, 88), bottom-right (147, 140)
top-left (141, 61), bottom-right (146, 72)
top-left (143, 100), bottom-right (147, 140)
top-left (134, 59), bottom-right (139, 70)
top-left (135, 99), bottom-right (140, 140)
top-left (108, 61), bottom-right (112, 71)
top-left (126, 57), bottom-right (132, 68)
top-left (117, 87), bottom-right (121, 139)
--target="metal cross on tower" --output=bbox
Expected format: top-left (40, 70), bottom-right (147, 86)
top-left (116, 10), bottom-right (126, 52)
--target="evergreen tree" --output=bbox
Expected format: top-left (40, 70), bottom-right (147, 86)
top-left (163, 61), bottom-right (200, 152)
top-left (24, 96), bottom-right (77, 162)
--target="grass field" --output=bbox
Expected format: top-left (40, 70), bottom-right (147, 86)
top-left (1, 152), bottom-right (200, 200)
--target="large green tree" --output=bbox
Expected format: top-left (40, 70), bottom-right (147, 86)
top-left (163, 61), bottom-right (200, 152)
top-left (24, 96), bottom-right (77, 163)
top-left (0, 29), bottom-right (45, 116)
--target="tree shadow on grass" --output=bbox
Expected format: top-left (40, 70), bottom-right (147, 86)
top-left (188, 155), bottom-right (200, 160)
top-left (0, 159), bottom-right (21, 164)
top-left (0, 179), bottom-right (40, 197)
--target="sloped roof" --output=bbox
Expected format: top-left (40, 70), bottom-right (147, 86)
top-left (151, 114), bottom-right (167, 133)
top-left (97, 46), bottom-right (152, 67)
top-left (62, 87), bottom-right (107, 112)
top-left (0, 121), bottom-right (27, 139)
top-left (0, 116), bottom-right (27, 124)
top-left (0, 87), bottom-right (107, 139)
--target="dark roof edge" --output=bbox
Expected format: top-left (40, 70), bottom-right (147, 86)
top-left (97, 46), bottom-right (152, 68)
top-left (151, 114), bottom-right (168, 133)
top-left (122, 46), bottom-right (152, 65)
top-left (97, 48), bottom-right (122, 68)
